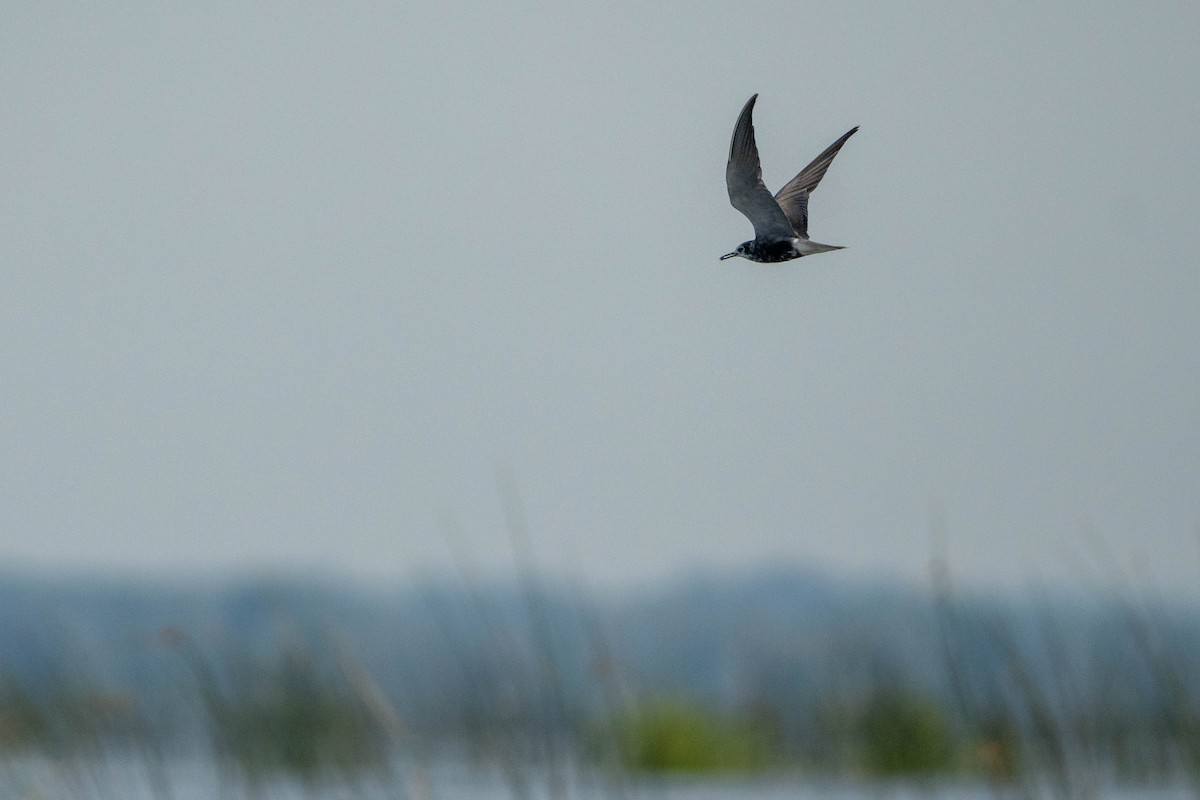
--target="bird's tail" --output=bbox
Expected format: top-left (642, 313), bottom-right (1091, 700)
top-left (799, 240), bottom-right (845, 255)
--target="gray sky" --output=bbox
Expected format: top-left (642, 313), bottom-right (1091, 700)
top-left (2, 2), bottom-right (1198, 597)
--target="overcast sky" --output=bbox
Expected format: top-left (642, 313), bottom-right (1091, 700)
top-left (2, 2), bottom-right (1198, 597)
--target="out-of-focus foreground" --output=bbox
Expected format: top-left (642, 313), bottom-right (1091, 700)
top-left (0, 566), bottom-right (1198, 798)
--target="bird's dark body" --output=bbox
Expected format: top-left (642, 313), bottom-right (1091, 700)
top-left (741, 238), bottom-right (804, 263)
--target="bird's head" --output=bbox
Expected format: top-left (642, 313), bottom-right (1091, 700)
top-left (719, 241), bottom-right (753, 261)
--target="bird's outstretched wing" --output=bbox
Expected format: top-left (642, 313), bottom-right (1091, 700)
top-left (773, 126), bottom-right (858, 238)
top-left (726, 95), bottom-right (795, 241)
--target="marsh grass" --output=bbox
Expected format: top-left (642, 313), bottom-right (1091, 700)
top-left (1, 558), bottom-right (1199, 798)
top-left (931, 545), bottom-right (1200, 798)
top-left (611, 698), bottom-right (772, 774)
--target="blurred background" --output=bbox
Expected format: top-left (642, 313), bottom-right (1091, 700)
top-left (1, 1), bottom-right (1198, 797)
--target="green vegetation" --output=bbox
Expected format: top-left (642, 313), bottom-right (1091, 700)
top-left (2, 572), bottom-right (1200, 798)
top-left (0, 678), bottom-right (144, 755)
top-left (214, 655), bottom-right (385, 779)
top-left (614, 699), bottom-right (771, 773)
top-left (857, 692), bottom-right (955, 776)
top-left (0, 682), bottom-right (52, 751)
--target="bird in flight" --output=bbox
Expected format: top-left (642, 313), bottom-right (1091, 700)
top-left (721, 94), bottom-right (858, 263)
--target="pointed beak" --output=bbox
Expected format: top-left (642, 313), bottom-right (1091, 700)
top-left (719, 251), bottom-right (738, 260)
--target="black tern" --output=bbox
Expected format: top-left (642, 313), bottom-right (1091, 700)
top-left (721, 94), bottom-right (858, 263)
